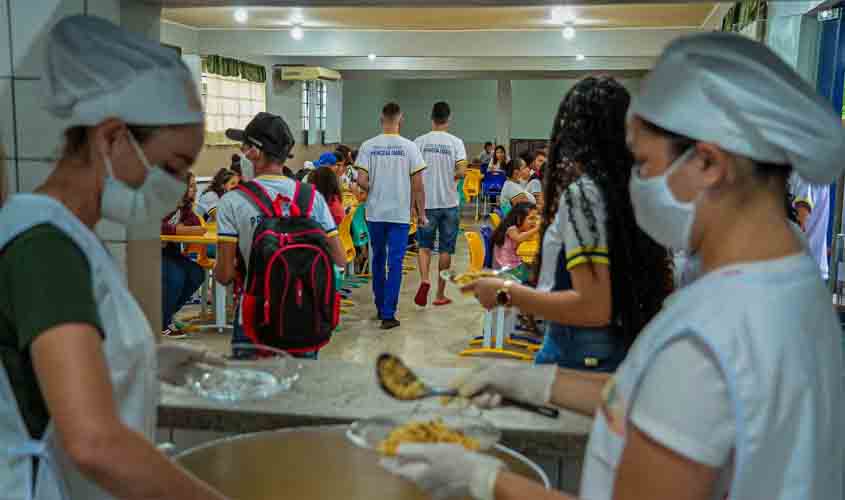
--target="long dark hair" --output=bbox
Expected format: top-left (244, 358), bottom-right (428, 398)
top-left (541, 76), bottom-right (673, 346)
top-left (204, 168), bottom-right (236, 198)
top-left (492, 202), bottom-right (536, 247)
top-left (309, 167), bottom-right (342, 203)
top-left (492, 145), bottom-right (507, 167)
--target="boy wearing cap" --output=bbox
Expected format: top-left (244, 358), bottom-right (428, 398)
top-left (356, 103), bottom-right (427, 330)
top-left (215, 112), bottom-right (347, 357)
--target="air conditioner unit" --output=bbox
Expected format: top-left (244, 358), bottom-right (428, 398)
top-left (274, 66), bottom-right (341, 82)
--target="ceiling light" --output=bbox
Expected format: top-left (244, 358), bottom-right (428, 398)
top-left (233, 8), bottom-right (248, 24)
top-left (291, 25), bottom-right (304, 40)
top-left (368, 53), bottom-right (377, 61)
top-left (576, 54), bottom-right (585, 61)
top-left (562, 25), bottom-right (576, 41)
top-left (550, 6), bottom-right (576, 25)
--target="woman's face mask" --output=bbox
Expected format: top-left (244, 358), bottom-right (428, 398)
top-left (628, 148), bottom-right (700, 252)
top-left (100, 132), bottom-right (187, 226)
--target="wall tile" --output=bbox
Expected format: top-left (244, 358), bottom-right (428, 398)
top-left (96, 219), bottom-right (127, 242)
top-left (17, 160), bottom-right (53, 193)
top-left (0, 82), bottom-right (14, 161)
top-left (86, 0), bottom-right (120, 24)
top-left (10, 0), bottom-right (84, 78)
top-left (14, 79), bottom-right (68, 160)
top-left (2, 158), bottom-right (16, 200)
top-left (0, 1), bottom-right (10, 77)
top-left (106, 241), bottom-right (128, 278)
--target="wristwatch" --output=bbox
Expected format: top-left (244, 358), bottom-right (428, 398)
top-left (496, 280), bottom-right (515, 307)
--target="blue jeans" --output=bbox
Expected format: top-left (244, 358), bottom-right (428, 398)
top-left (162, 253), bottom-right (205, 330)
top-left (534, 323), bottom-right (626, 372)
top-left (417, 207), bottom-right (460, 254)
top-left (367, 221), bottom-right (410, 320)
top-left (231, 308), bottom-right (319, 360)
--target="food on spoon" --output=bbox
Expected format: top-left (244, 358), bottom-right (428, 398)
top-left (377, 355), bottom-right (425, 400)
top-left (378, 418), bottom-right (481, 456)
top-left (450, 270), bottom-right (499, 286)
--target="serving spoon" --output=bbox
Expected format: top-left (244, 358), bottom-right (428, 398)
top-left (375, 353), bottom-right (559, 419)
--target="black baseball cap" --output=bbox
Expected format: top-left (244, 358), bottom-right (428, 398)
top-left (226, 112), bottom-right (295, 161)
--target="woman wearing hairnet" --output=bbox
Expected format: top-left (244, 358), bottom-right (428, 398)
top-left (383, 32), bottom-right (844, 500)
top-left (0, 16), bottom-right (226, 500)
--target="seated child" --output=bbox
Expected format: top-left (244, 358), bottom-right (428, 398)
top-left (491, 202), bottom-right (539, 283)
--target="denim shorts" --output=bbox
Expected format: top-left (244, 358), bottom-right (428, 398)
top-left (417, 207), bottom-right (460, 254)
top-left (534, 323), bottom-right (626, 372)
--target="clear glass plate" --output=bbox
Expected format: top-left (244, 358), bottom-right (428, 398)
top-left (184, 344), bottom-right (301, 402)
top-left (346, 409), bottom-right (501, 454)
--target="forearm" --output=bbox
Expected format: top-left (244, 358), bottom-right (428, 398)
top-left (494, 471), bottom-right (577, 500)
top-left (548, 368), bottom-right (609, 417)
top-left (510, 228), bottom-right (539, 243)
top-left (79, 425), bottom-right (226, 500)
top-left (414, 187), bottom-right (426, 218)
top-left (328, 236), bottom-right (348, 267)
top-left (508, 284), bottom-right (610, 327)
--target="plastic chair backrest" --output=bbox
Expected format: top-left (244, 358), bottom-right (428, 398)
top-left (350, 204), bottom-right (369, 247)
top-left (338, 209), bottom-right (356, 263)
top-left (489, 212), bottom-right (501, 229)
top-left (479, 225), bottom-right (494, 269)
top-left (465, 232), bottom-right (485, 272)
top-left (463, 173), bottom-right (481, 197)
top-left (482, 172), bottom-right (506, 194)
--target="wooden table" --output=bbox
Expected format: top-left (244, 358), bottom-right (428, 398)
top-left (174, 426), bottom-right (549, 500)
top-left (160, 231), bottom-right (229, 332)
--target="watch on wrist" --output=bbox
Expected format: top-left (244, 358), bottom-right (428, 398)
top-left (496, 280), bottom-right (515, 307)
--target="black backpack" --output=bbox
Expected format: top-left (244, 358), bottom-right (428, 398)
top-left (237, 180), bottom-right (339, 354)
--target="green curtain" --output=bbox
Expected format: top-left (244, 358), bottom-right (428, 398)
top-left (202, 55), bottom-right (266, 83)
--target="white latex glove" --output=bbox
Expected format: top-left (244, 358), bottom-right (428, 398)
top-left (381, 444), bottom-right (505, 500)
top-left (449, 364), bottom-right (557, 409)
top-left (157, 344), bottom-right (224, 386)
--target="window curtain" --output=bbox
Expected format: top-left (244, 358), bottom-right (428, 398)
top-left (202, 55), bottom-right (267, 83)
top-left (721, 0), bottom-right (767, 34)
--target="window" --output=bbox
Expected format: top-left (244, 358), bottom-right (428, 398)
top-left (302, 80), bottom-right (327, 132)
top-left (201, 73), bottom-right (265, 144)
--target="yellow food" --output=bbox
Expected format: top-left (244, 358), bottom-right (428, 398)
top-left (451, 270), bottom-right (498, 286)
top-left (378, 419), bottom-right (480, 456)
top-left (378, 356), bottom-right (425, 400)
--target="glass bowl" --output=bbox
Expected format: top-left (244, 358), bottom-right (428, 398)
top-left (346, 409), bottom-right (501, 455)
top-left (184, 344), bottom-right (301, 403)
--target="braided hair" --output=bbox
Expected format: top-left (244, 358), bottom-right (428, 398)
top-left (540, 76), bottom-right (674, 346)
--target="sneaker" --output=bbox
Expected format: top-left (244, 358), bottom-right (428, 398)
top-left (381, 318), bottom-right (401, 330)
top-left (414, 281), bottom-right (431, 307)
top-left (162, 326), bottom-right (187, 339)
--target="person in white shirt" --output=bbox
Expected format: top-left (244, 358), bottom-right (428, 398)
top-left (499, 159), bottom-right (535, 214)
top-left (525, 151), bottom-right (545, 210)
top-left (196, 167), bottom-right (238, 222)
top-left (789, 173), bottom-right (831, 280)
top-left (382, 33), bottom-right (845, 500)
top-left (488, 145), bottom-right (508, 172)
top-left (413, 102), bottom-right (468, 307)
top-left (356, 103), bottom-right (427, 330)
top-left (479, 142), bottom-right (494, 165)
top-left (214, 112), bottom-right (346, 359)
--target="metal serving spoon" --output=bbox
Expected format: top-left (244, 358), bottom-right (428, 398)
top-left (375, 353), bottom-right (559, 419)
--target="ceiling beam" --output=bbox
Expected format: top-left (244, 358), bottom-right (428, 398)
top-left (151, 0), bottom-right (723, 6)
top-left (198, 27), bottom-right (699, 57)
top-left (262, 56), bottom-right (656, 71)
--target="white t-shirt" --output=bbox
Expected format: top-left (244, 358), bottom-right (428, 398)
top-left (414, 131), bottom-right (468, 210)
top-left (356, 134), bottom-right (426, 224)
top-left (488, 159), bottom-right (507, 172)
top-left (526, 178), bottom-right (542, 195)
top-left (500, 179), bottom-right (536, 207)
top-left (537, 176), bottom-right (609, 291)
top-left (790, 174), bottom-right (830, 280)
top-left (196, 191), bottom-right (221, 220)
top-left (216, 175), bottom-right (338, 268)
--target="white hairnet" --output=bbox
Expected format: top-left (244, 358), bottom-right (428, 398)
top-left (630, 32), bottom-right (845, 184)
top-left (44, 15), bottom-right (203, 127)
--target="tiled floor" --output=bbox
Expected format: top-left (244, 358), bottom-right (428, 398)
top-left (170, 212), bottom-right (494, 370)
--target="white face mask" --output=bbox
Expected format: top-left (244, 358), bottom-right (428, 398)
top-left (239, 151), bottom-right (254, 180)
top-left (629, 148), bottom-right (698, 252)
top-left (100, 132), bottom-right (187, 226)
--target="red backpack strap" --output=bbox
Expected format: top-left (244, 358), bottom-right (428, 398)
top-left (291, 181), bottom-right (316, 218)
top-left (237, 181), bottom-right (280, 217)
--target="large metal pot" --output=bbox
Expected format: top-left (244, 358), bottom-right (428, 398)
top-left (175, 425), bottom-right (549, 499)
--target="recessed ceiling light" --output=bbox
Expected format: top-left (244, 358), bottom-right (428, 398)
top-left (368, 53), bottom-right (377, 61)
top-left (233, 8), bottom-right (248, 24)
top-left (576, 54), bottom-right (585, 61)
top-left (291, 25), bottom-right (304, 40)
top-left (550, 6), bottom-right (576, 25)
top-left (562, 25), bottom-right (576, 41)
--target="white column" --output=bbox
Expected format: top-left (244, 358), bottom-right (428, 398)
top-left (496, 80), bottom-right (512, 153)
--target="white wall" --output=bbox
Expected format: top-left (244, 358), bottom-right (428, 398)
top-left (160, 20), bottom-right (199, 54)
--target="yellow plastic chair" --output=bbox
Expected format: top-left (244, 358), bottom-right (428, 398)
top-left (338, 208), bottom-right (357, 265)
top-left (489, 212), bottom-right (501, 230)
top-left (464, 232), bottom-right (485, 272)
top-left (463, 171), bottom-right (482, 220)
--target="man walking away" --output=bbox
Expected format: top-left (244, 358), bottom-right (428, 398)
top-left (355, 103), bottom-right (427, 329)
top-left (413, 102), bottom-right (468, 307)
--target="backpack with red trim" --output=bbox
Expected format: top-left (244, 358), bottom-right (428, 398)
top-left (237, 180), bottom-right (340, 354)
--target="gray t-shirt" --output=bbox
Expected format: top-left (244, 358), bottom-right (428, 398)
top-left (500, 179), bottom-right (536, 206)
top-left (216, 175), bottom-right (338, 268)
top-left (196, 190), bottom-right (220, 219)
top-left (356, 134), bottom-right (426, 224)
top-left (414, 131), bottom-right (468, 210)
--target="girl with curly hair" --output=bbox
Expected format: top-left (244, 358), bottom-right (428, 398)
top-left (463, 76), bottom-right (674, 370)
